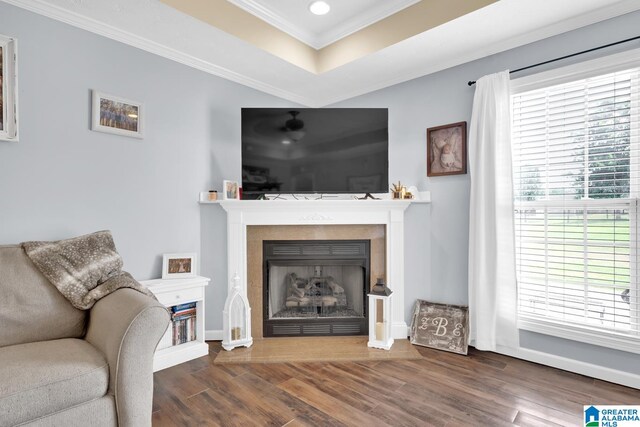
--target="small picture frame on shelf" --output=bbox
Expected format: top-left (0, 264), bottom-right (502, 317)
top-left (223, 180), bottom-right (240, 200)
top-left (91, 90), bottom-right (144, 138)
top-left (162, 253), bottom-right (197, 279)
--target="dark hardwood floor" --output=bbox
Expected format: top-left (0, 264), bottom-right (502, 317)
top-left (152, 341), bottom-right (640, 426)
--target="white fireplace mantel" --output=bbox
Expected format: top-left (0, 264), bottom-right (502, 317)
top-left (211, 198), bottom-right (430, 340)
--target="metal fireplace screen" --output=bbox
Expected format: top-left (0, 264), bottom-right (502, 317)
top-left (263, 240), bottom-right (370, 337)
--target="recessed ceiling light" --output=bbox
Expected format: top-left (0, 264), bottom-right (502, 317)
top-left (309, 1), bottom-right (330, 16)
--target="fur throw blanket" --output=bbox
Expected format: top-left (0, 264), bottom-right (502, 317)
top-left (22, 230), bottom-right (155, 310)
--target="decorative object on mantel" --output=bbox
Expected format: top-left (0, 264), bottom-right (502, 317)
top-left (391, 182), bottom-right (407, 199)
top-left (91, 90), bottom-right (144, 138)
top-left (410, 299), bottom-right (469, 355)
top-left (223, 180), bottom-right (240, 200)
top-left (368, 278), bottom-right (394, 350)
top-left (427, 121), bottom-right (467, 177)
top-left (0, 33), bottom-right (18, 142)
top-left (407, 186), bottom-right (419, 200)
top-left (162, 253), bottom-right (197, 279)
top-left (222, 273), bottom-right (253, 351)
top-left (207, 190), bottom-right (218, 201)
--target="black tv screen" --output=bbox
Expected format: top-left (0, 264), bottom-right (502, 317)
top-left (241, 108), bottom-right (388, 198)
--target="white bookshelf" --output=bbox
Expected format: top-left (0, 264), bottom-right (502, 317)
top-left (141, 276), bottom-right (210, 372)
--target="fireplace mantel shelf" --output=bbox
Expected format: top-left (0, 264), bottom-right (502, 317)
top-left (199, 194), bottom-right (431, 208)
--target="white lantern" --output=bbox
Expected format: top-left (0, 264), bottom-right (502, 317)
top-left (222, 273), bottom-right (253, 351)
top-left (367, 278), bottom-right (394, 350)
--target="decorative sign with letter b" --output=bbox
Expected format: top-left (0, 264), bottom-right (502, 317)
top-left (410, 300), bottom-right (469, 355)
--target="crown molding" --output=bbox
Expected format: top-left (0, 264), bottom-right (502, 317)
top-left (2, 0), bottom-right (639, 108)
top-left (317, 0), bottom-right (640, 106)
top-left (314, 0), bottom-right (420, 49)
top-left (227, 0), bottom-right (420, 50)
top-left (1, 0), bottom-right (316, 106)
top-left (226, 0), bottom-right (316, 47)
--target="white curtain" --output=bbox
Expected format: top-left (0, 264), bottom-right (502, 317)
top-left (468, 70), bottom-right (518, 351)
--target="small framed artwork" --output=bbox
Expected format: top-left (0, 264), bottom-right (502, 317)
top-left (162, 253), bottom-right (197, 279)
top-left (0, 34), bottom-right (18, 142)
top-left (427, 121), bottom-right (467, 177)
top-left (223, 180), bottom-right (240, 200)
top-left (410, 299), bottom-right (469, 355)
top-left (91, 90), bottom-right (143, 138)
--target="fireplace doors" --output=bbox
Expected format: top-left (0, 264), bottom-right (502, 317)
top-left (263, 240), bottom-right (370, 337)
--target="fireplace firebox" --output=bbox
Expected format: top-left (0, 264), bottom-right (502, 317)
top-left (263, 240), bottom-right (370, 337)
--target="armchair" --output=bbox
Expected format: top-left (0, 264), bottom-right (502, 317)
top-left (0, 245), bottom-right (170, 426)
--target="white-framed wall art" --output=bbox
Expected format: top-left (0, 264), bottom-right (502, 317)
top-left (162, 253), bottom-right (197, 280)
top-left (91, 90), bottom-right (144, 138)
top-left (0, 34), bottom-right (18, 142)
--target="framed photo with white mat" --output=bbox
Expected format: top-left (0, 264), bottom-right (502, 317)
top-left (162, 253), bottom-right (197, 279)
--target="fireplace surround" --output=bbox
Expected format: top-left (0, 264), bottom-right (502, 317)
top-left (217, 198), bottom-right (426, 341)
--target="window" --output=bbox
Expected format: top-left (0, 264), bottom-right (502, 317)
top-left (511, 50), bottom-right (640, 353)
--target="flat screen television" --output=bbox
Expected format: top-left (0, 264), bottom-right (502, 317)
top-left (241, 108), bottom-right (388, 199)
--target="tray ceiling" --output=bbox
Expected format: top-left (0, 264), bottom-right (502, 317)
top-left (3, 0), bottom-right (640, 106)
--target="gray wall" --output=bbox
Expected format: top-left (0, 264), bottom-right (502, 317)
top-left (0, 2), bottom-right (292, 330)
top-left (331, 9), bottom-right (640, 374)
top-left (1, 1), bottom-right (639, 375)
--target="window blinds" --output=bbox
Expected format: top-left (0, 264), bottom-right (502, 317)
top-left (512, 67), bottom-right (639, 335)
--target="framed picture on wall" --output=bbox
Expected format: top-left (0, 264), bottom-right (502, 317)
top-left (91, 90), bottom-right (144, 138)
top-left (427, 121), bottom-right (467, 177)
top-left (162, 253), bottom-right (197, 279)
top-left (223, 180), bottom-right (240, 200)
top-left (0, 34), bottom-right (18, 142)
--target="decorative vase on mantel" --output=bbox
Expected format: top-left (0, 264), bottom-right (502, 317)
top-left (222, 273), bottom-right (253, 351)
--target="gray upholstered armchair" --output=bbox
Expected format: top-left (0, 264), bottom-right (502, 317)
top-left (0, 245), bottom-right (170, 426)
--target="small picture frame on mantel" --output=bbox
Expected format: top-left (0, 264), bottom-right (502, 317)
top-left (162, 253), bottom-right (197, 280)
top-left (223, 180), bottom-right (240, 200)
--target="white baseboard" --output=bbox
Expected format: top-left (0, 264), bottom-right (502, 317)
top-left (205, 330), bottom-right (223, 341)
top-left (409, 327), bottom-right (639, 389)
top-left (496, 345), bottom-right (640, 389)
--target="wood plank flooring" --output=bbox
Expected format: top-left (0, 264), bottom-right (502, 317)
top-left (152, 341), bottom-right (640, 426)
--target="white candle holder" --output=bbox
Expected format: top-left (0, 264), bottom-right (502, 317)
top-left (368, 278), bottom-right (394, 350)
top-left (222, 273), bottom-right (253, 351)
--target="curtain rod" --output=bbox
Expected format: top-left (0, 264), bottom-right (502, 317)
top-left (467, 35), bottom-right (640, 86)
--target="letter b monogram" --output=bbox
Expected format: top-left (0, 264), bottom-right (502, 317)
top-left (433, 317), bottom-right (448, 336)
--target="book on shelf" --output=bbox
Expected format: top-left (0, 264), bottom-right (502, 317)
top-left (172, 302), bottom-right (196, 312)
top-left (171, 302), bottom-right (197, 346)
